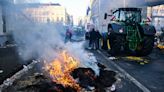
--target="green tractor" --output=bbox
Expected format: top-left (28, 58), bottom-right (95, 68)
top-left (104, 8), bottom-right (156, 56)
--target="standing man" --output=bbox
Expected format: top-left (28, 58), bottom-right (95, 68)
top-left (95, 29), bottom-right (101, 49)
top-left (65, 28), bottom-right (72, 43)
top-left (89, 28), bottom-right (97, 49)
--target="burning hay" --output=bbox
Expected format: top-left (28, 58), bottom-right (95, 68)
top-left (71, 67), bottom-right (117, 92)
top-left (2, 51), bottom-right (118, 92)
top-left (4, 67), bottom-right (117, 92)
top-left (44, 50), bottom-right (81, 91)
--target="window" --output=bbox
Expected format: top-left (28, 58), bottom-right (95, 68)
top-left (113, 10), bottom-right (119, 20)
top-left (120, 11), bottom-right (125, 21)
top-left (118, 10), bottom-right (141, 22)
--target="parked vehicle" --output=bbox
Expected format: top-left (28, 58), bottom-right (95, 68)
top-left (104, 8), bottom-right (156, 56)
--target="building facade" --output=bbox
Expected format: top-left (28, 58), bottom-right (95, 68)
top-left (22, 3), bottom-right (70, 25)
top-left (147, 5), bottom-right (164, 31)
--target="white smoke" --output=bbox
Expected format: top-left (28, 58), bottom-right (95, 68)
top-left (65, 42), bottom-right (100, 75)
top-left (11, 19), bottom-right (100, 75)
top-left (5, 0), bottom-right (149, 76)
top-left (4, 2), bottom-right (100, 74)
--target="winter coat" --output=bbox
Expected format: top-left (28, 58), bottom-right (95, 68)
top-left (89, 29), bottom-right (97, 40)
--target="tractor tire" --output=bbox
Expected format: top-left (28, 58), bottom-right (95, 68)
top-left (109, 34), bottom-right (122, 56)
top-left (136, 36), bottom-right (154, 56)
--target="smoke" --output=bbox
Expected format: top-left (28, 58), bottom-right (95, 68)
top-left (65, 42), bottom-right (99, 75)
top-left (4, 2), bottom-right (100, 74)
top-left (12, 22), bottom-right (100, 74)
top-left (3, 3), bottom-right (65, 62)
top-left (12, 23), bottom-right (65, 61)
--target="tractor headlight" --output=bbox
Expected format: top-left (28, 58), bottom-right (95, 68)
top-left (119, 29), bottom-right (124, 33)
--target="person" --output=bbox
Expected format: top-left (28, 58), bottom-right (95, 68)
top-left (89, 28), bottom-right (97, 49)
top-left (85, 31), bottom-right (90, 40)
top-left (95, 30), bottom-right (102, 49)
top-left (65, 28), bottom-right (72, 43)
top-left (85, 31), bottom-right (90, 48)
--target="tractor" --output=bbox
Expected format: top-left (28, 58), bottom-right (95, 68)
top-left (104, 8), bottom-right (156, 56)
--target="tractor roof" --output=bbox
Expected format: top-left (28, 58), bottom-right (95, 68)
top-left (117, 8), bottom-right (141, 11)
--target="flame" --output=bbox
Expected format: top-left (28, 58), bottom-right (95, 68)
top-left (45, 50), bottom-right (80, 90)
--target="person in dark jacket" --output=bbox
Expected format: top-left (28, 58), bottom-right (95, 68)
top-left (85, 31), bottom-right (91, 48)
top-left (65, 28), bottom-right (72, 43)
top-left (89, 28), bottom-right (97, 49)
top-left (95, 30), bottom-right (102, 49)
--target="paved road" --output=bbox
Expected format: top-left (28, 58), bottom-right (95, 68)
top-left (89, 50), bottom-right (143, 92)
top-left (0, 43), bottom-right (163, 92)
top-left (1, 47), bottom-right (143, 92)
top-left (92, 49), bottom-right (164, 92)
top-left (0, 46), bottom-right (31, 84)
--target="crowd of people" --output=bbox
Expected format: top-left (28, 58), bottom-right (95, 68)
top-left (85, 28), bottom-right (101, 50)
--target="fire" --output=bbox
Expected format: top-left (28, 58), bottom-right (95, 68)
top-left (45, 50), bottom-right (80, 90)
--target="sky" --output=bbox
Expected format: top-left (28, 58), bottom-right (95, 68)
top-left (40, 0), bottom-right (90, 18)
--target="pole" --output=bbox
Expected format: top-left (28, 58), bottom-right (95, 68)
top-left (124, 0), bottom-right (126, 7)
top-left (98, 0), bottom-right (100, 31)
top-left (2, 3), bottom-right (6, 33)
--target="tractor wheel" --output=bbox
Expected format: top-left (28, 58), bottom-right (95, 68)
top-left (136, 36), bottom-right (154, 56)
top-left (109, 34), bottom-right (122, 56)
